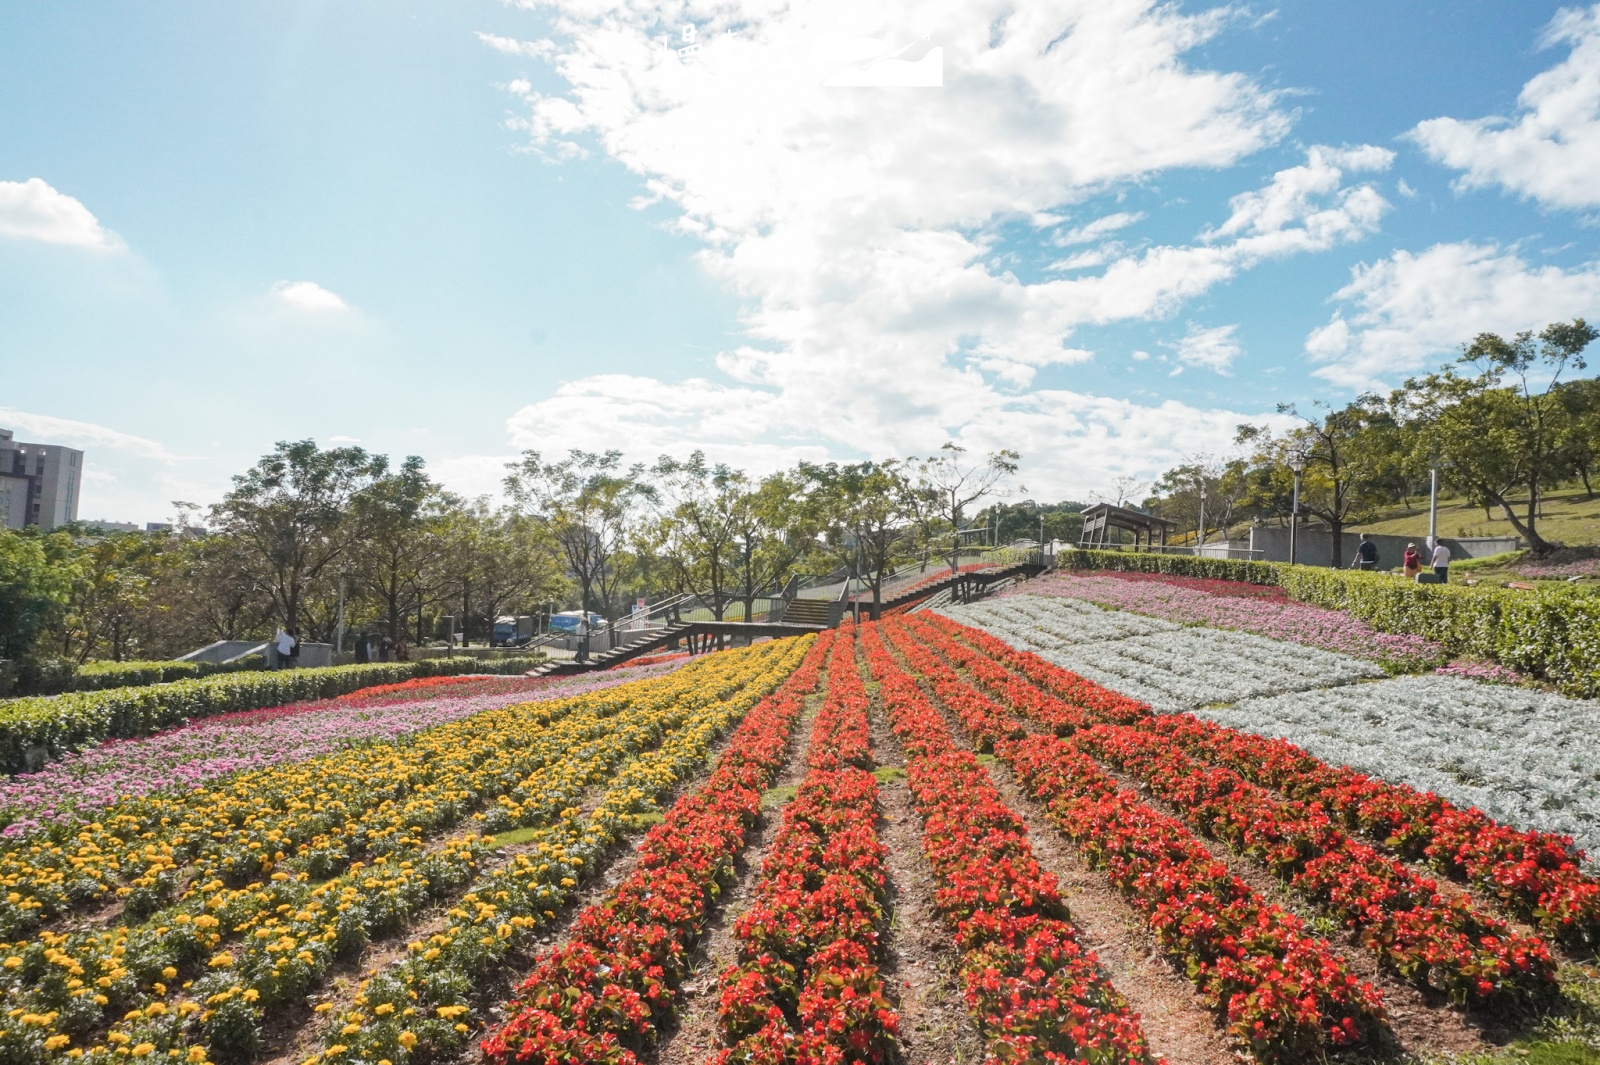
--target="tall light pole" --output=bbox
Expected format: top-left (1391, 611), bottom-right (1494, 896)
top-left (335, 563), bottom-right (348, 655)
top-left (1196, 480), bottom-right (1208, 555)
top-left (1288, 450), bottom-right (1305, 566)
top-left (1427, 459), bottom-right (1440, 550)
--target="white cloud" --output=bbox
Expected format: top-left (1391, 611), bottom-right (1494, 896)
top-left (1306, 242), bottom-right (1600, 389)
top-left (1053, 211), bottom-right (1145, 246)
top-left (0, 178), bottom-right (121, 250)
top-left (478, 31), bottom-right (554, 59)
top-left (1170, 322), bottom-right (1242, 373)
top-left (489, 0), bottom-right (1386, 497)
top-left (0, 409), bottom-right (180, 461)
top-left (1411, 5), bottom-right (1600, 210)
top-left (270, 280), bottom-right (348, 312)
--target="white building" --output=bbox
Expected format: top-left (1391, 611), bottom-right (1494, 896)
top-left (0, 428), bottom-right (83, 531)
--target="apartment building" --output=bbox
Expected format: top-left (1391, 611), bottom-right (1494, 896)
top-left (0, 428), bottom-right (83, 531)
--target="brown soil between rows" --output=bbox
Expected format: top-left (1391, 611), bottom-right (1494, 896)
top-left (651, 693), bottom-right (824, 1065)
top-left (1088, 756), bottom-right (1496, 1059)
top-left (259, 705), bottom-right (752, 1065)
top-left (878, 625), bottom-right (1238, 1064)
top-left (864, 696), bottom-right (988, 1065)
top-left (963, 752), bottom-right (1239, 1065)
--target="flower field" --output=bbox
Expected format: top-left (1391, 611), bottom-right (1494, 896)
top-left (4, 585), bottom-right (1600, 1064)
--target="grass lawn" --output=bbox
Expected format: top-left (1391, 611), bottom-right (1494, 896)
top-left (1359, 485), bottom-right (1600, 546)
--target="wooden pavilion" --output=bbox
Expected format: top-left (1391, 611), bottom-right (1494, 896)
top-left (1078, 502), bottom-right (1177, 550)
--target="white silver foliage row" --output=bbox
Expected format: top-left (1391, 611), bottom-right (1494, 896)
top-left (1202, 675), bottom-right (1600, 866)
top-left (938, 594), bottom-right (1380, 712)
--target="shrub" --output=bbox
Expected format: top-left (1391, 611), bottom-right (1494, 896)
top-left (1061, 549), bottom-right (1600, 697)
top-left (0, 656), bottom-right (542, 774)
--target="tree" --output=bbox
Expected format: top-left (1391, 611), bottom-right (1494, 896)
top-left (1237, 399), bottom-right (1397, 565)
top-left (729, 470), bottom-right (819, 620)
top-left (801, 460), bottom-right (915, 619)
top-left (1398, 319), bottom-right (1597, 554)
top-left (910, 443), bottom-right (1021, 572)
top-left (0, 528), bottom-right (74, 667)
top-left (352, 456), bottom-right (459, 642)
top-left (649, 453), bottom-right (748, 620)
top-left (504, 450), bottom-right (653, 621)
top-left (1145, 457), bottom-right (1250, 544)
top-left (971, 500), bottom-right (1086, 546)
top-left (210, 440), bottom-right (390, 634)
top-left (441, 504), bottom-right (566, 643)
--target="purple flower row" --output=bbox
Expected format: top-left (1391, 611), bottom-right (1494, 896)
top-left (0, 659), bottom-right (688, 838)
top-left (1002, 573), bottom-right (1446, 669)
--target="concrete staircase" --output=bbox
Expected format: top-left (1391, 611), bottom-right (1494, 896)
top-left (779, 598), bottom-right (832, 627)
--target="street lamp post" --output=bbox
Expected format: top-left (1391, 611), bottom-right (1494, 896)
top-left (1196, 482), bottom-right (1208, 555)
top-left (1288, 451), bottom-right (1306, 566)
top-left (1428, 460), bottom-right (1440, 551)
top-left (335, 564), bottom-right (348, 655)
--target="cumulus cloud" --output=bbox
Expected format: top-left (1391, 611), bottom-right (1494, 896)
top-left (0, 178), bottom-right (121, 250)
top-left (1411, 5), bottom-right (1600, 210)
top-left (0, 408), bottom-right (180, 461)
top-left (1306, 242), bottom-right (1600, 389)
top-left (488, 0), bottom-right (1384, 494)
top-left (1170, 323), bottom-right (1242, 373)
top-left (270, 280), bottom-right (349, 311)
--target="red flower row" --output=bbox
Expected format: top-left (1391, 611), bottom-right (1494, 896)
top-left (879, 620), bottom-right (1388, 1063)
top-left (1145, 713), bottom-right (1600, 947)
top-left (715, 630), bottom-right (898, 1064)
top-left (857, 625), bottom-right (1158, 1065)
top-left (1075, 722), bottom-right (1555, 1008)
top-left (479, 631), bottom-right (833, 1065)
top-left (902, 614), bottom-right (1557, 1008)
top-left (919, 611), bottom-right (1600, 948)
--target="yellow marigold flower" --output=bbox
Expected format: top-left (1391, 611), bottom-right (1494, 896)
top-left (397, 1033), bottom-right (417, 1049)
top-left (313, 1003), bottom-right (334, 1014)
top-left (44, 1035), bottom-right (71, 1051)
top-left (454, 1024), bottom-right (469, 1034)
top-left (373, 1003), bottom-right (394, 1016)
top-left (339, 1025), bottom-right (360, 1036)
top-left (161, 967), bottom-right (177, 980)
top-left (207, 953), bottom-right (233, 968)
top-left (1, 957), bottom-right (19, 970)
top-left (132, 1043), bottom-right (156, 1057)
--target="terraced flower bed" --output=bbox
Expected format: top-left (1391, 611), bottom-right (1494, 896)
top-left (4, 597), bottom-right (1600, 1065)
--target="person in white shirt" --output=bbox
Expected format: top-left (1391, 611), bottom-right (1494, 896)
top-left (274, 627), bottom-right (295, 669)
top-left (1429, 539), bottom-right (1451, 583)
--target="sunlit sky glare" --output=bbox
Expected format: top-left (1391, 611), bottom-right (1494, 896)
top-left (3, 1), bottom-right (1600, 523)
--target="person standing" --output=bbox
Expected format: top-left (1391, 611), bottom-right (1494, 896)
top-left (1352, 533), bottom-right (1379, 571)
top-left (274, 627), bottom-right (295, 669)
top-left (1402, 542), bottom-right (1422, 580)
top-left (576, 614), bottom-right (591, 664)
top-left (355, 631), bottom-right (371, 664)
top-left (1430, 538), bottom-right (1452, 583)
top-left (379, 635), bottom-right (394, 662)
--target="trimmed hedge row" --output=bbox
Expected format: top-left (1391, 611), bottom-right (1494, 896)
top-left (1058, 549), bottom-right (1600, 698)
top-left (0, 656), bottom-right (544, 775)
top-left (67, 656), bottom-right (265, 692)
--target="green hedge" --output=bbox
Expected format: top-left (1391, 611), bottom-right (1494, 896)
top-left (0, 655), bottom-right (545, 774)
top-left (67, 657), bottom-right (266, 692)
top-left (1060, 549), bottom-right (1600, 697)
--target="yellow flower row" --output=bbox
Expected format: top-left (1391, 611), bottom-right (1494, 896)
top-left (311, 635), bottom-right (815, 1065)
top-left (0, 640), bottom-right (806, 1065)
top-left (0, 695), bottom-right (597, 938)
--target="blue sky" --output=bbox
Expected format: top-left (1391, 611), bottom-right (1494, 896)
top-left (3, 1), bottom-right (1600, 522)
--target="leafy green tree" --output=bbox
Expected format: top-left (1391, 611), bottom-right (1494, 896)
top-left (1397, 319), bottom-right (1597, 553)
top-left (210, 440), bottom-right (391, 634)
top-left (801, 460), bottom-right (915, 619)
top-left (971, 500), bottom-right (1085, 546)
top-left (910, 444), bottom-right (1021, 572)
top-left (648, 453), bottom-right (749, 620)
top-left (504, 449), bottom-right (653, 621)
top-left (0, 528), bottom-right (75, 667)
top-left (1237, 399), bottom-right (1397, 565)
top-left (352, 456), bottom-right (460, 641)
